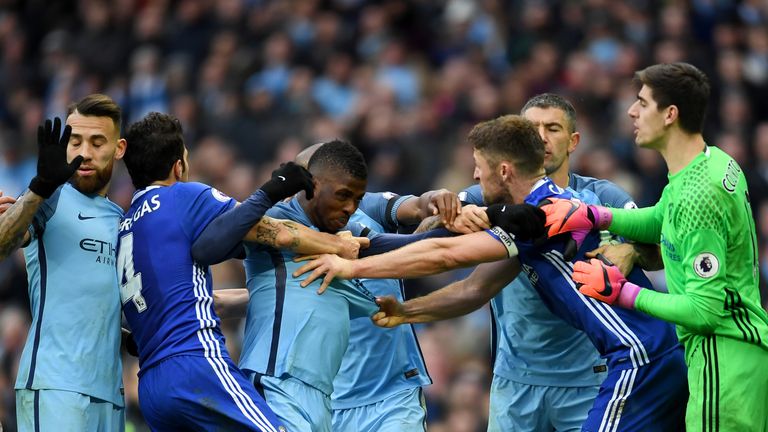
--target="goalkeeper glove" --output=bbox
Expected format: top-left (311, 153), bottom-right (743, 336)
top-left (572, 254), bottom-right (642, 309)
top-left (539, 198), bottom-right (613, 260)
top-left (260, 162), bottom-right (315, 203)
top-left (29, 118), bottom-right (83, 198)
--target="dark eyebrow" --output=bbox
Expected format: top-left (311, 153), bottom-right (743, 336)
top-left (70, 133), bottom-right (109, 141)
top-left (544, 122), bottom-right (563, 128)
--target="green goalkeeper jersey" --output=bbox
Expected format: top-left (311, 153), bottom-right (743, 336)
top-left (610, 146), bottom-right (768, 359)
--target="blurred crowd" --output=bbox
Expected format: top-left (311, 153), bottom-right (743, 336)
top-left (2, 0), bottom-right (768, 430)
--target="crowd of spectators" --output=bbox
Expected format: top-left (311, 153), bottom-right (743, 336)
top-left (2, 0), bottom-right (768, 430)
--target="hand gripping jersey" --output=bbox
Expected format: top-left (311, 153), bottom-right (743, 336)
top-left (331, 192), bottom-right (431, 409)
top-left (240, 197), bottom-right (379, 396)
top-left (486, 178), bottom-right (681, 372)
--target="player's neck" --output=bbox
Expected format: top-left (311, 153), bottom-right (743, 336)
top-left (151, 178), bottom-right (179, 188)
top-left (658, 129), bottom-right (706, 175)
top-left (548, 166), bottom-right (570, 189)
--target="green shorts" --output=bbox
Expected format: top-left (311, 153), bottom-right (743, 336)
top-left (686, 335), bottom-right (768, 431)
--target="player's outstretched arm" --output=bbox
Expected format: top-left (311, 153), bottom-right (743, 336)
top-left (192, 163), bottom-right (314, 266)
top-left (396, 188), bottom-right (462, 227)
top-left (1, 119), bottom-right (80, 260)
top-left (245, 217), bottom-right (368, 259)
top-left (294, 230), bottom-right (511, 293)
top-left (372, 258), bottom-right (521, 327)
top-left (213, 288), bottom-right (250, 320)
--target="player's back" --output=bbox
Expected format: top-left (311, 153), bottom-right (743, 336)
top-left (240, 197), bottom-right (377, 396)
top-left (16, 183), bottom-right (124, 406)
top-left (461, 184), bottom-right (605, 386)
top-left (517, 179), bottom-right (680, 371)
top-left (119, 182), bottom-right (235, 372)
top-left (331, 192), bottom-right (431, 409)
top-left (659, 146), bottom-right (768, 352)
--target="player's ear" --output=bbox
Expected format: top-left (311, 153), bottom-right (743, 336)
top-left (115, 138), bottom-right (127, 160)
top-left (665, 105), bottom-right (679, 126)
top-left (173, 159), bottom-right (184, 181)
top-left (568, 131), bottom-right (580, 154)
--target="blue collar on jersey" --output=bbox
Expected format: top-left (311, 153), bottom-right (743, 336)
top-left (524, 177), bottom-right (574, 206)
top-left (131, 185), bottom-right (164, 205)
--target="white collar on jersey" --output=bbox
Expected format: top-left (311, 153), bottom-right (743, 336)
top-left (131, 185), bottom-right (164, 205)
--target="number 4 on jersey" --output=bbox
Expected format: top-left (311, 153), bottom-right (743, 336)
top-left (118, 233), bottom-right (148, 312)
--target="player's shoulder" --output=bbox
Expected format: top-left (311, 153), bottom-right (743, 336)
top-left (171, 181), bottom-right (231, 202)
top-left (704, 146), bottom-right (746, 194)
top-left (570, 173), bottom-right (635, 209)
top-left (458, 184), bottom-right (483, 205)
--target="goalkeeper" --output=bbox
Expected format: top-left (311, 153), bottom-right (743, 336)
top-left (543, 63), bottom-right (768, 431)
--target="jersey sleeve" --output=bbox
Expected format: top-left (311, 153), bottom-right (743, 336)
top-left (358, 192), bottom-right (412, 232)
top-left (27, 187), bottom-right (63, 240)
top-left (634, 189), bottom-right (728, 333)
top-left (607, 204), bottom-right (663, 244)
top-left (174, 182), bottom-right (237, 241)
top-left (591, 179), bottom-right (637, 209)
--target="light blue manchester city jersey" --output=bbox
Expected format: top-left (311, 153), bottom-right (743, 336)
top-left (240, 197), bottom-right (379, 396)
top-left (16, 183), bottom-right (124, 406)
top-left (331, 192), bottom-right (431, 409)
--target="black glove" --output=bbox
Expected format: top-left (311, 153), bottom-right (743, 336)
top-left (260, 162), bottom-right (314, 203)
top-left (29, 118), bottom-right (83, 198)
top-left (121, 328), bottom-right (139, 357)
top-left (486, 203), bottom-right (547, 243)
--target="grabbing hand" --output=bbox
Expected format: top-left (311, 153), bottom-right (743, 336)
top-left (427, 189), bottom-right (462, 227)
top-left (539, 198), bottom-right (612, 260)
top-left (371, 296), bottom-right (407, 328)
top-left (572, 254), bottom-right (641, 309)
top-left (0, 191), bottom-right (16, 215)
top-left (293, 253), bottom-right (356, 294)
top-left (335, 230), bottom-right (370, 260)
top-left (29, 118), bottom-right (83, 198)
top-left (446, 204), bottom-right (490, 234)
top-left (260, 162), bottom-right (314, 202)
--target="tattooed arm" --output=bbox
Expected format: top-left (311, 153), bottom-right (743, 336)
top-left (244, 217), bottom-right (368, 259)
top-left (0, 191), bottom-right (44, 261)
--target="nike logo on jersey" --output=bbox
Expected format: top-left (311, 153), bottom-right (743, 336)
top-left (278, 175), bottom-right (286, 181)
top-left (78, 213), bottom-right (96, 220)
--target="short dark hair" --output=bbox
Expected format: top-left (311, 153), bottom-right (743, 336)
top-left (469, 115), bottom-right (544, 176)
top-left (634, 63), bottom-right (710, 134)
top-left (307, 139), bottom-right (367, 180)
top-left (521, 93), bottom-right (578, 133)
top-left (124, 112), bottom-right (185, 189)
top-left (67, 94), bottom-right (122, 134)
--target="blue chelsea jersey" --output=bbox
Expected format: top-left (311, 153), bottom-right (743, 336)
top-left (331, 192), bottom-right (431, 409)
top-left (17, 183), bottom-right (125, 406)
top-left (240, 197), bottom-right (379, 396)
top-left (487, 178), bottom-right (679, 370)
top-left (118, 182), bottom-right (236, 372)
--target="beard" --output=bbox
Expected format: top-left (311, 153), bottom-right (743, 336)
top-left (71, 159), bottom-right (114, 194)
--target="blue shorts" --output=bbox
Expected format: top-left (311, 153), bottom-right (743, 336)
top-left (139, 355), bottom-right (283, 432)
top-left (252, 373), bottom-right (332, 432)
top-left (583, 346), bottom-right (688, 432)
top-left (16, 388), bottom-right (124, 432)
top-left (332, 387), bottom-right (427, 432)
top-left (487, 375), bottom-right (598, 432)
